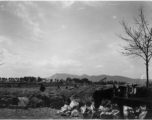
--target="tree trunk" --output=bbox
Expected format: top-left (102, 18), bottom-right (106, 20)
top-left (146, 61), bottom-right (149, 88)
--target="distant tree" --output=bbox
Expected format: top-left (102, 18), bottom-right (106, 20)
top-left (118, 7), bottom-right (152, 87)
top-left (56, 79), bottom-right (59, 83)
top-left (66, 77), bottom-right (71, 83)
top-left (60, 79), bottom-right (64, 83)
top-left (50, 79), bottom-right (53, 82)
top-left (114, 80), bottom-right (117, 84)
top-left (73, 78), bottom-right (79, 83)
top-left (37, 77), bottom-right (42, 82)
top-left (81, 78), bottom-right (89, 83)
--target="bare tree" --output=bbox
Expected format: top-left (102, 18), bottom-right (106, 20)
top-left (118, 7), bottom-right (152, 87)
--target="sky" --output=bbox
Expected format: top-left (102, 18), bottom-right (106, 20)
top-left (0, 1), bottom-right (152, 79)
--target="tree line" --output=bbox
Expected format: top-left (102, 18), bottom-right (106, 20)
top-left (0, 76), bottom-right (44, 83)
top-left (0, 76), bottom-right (125, 85)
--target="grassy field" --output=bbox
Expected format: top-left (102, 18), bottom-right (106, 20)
top-left (0, 85), bottom-right (96, 119)
top-left (0, 108), bottom-right (83, 119)
top-left (0, 85), bottom-right (151, 119)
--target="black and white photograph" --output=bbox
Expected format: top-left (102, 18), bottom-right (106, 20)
top-left (0, 0), bottom-right (152, 119)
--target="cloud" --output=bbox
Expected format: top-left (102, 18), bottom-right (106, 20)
top-left (107, 43), bottom-right (120, 56)
top-left (141, 74), bottom-right (146, 79)
top-left (2, 49), bottom-right (41, 69)
top-left (62, 25), bottom-right (66, 29)
top-left (95, 65), bottom-right (104, 68)
top-left (112, 15), bottom-right (117, 19)
top-left (60, 1), bottom-right (75, 9)
top-left (2, 49), bottom-right (25, 66)
top-left (108, 2), bottom-right (120, 6)
top-left (8, 2), bottom-right (46, 41)
top-left (12, 2), bottom-right (37, 26)
top-left (2, 50), bottom-right (83, 75)
top-left (1, 4), bottom-right (4, 10)
top-left (0, 36), bottom-right (12, 45)
top-left (51, 55), bottom-right (82, 68)
top-left (77, 7), bottom-right (85, 10)
top-left (82, 1), bottom-right (102, 7)
top-left (60, 1), bottom-right (103, 9)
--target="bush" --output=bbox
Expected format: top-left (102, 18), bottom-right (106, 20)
top-left (30, 97), bottom-right (44, 108)
top-left (0, 85), bottom-right (96, 109)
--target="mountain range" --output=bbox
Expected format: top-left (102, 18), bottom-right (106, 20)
top-left (46, 73), bottom-right (151, 84)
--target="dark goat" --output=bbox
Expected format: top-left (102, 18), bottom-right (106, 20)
top-left (39, 83), bottom-right (45, 92)
top-left (93, 87), bottom-right (114, 109)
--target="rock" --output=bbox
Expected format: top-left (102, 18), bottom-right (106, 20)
top-left (71, 109), bottom-right (79, 117)
top-left (18, 97), bottom-right (29, 107)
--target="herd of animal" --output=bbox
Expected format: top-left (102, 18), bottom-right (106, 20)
top-left (92, 85), bottom-right (152, 118)
top-left (57, 84), bottom-right (152, 119)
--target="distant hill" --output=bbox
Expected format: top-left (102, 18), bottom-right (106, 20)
top-left (46, 73), bottom-right (151, 84)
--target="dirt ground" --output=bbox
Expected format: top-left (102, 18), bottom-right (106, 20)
top-left (0, 107), bottom-right (83, 119)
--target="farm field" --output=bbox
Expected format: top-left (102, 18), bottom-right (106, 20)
top-left (0, 84), bottom-right (152, 119)
top-left (0, 85), bottom-right (96, 119)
